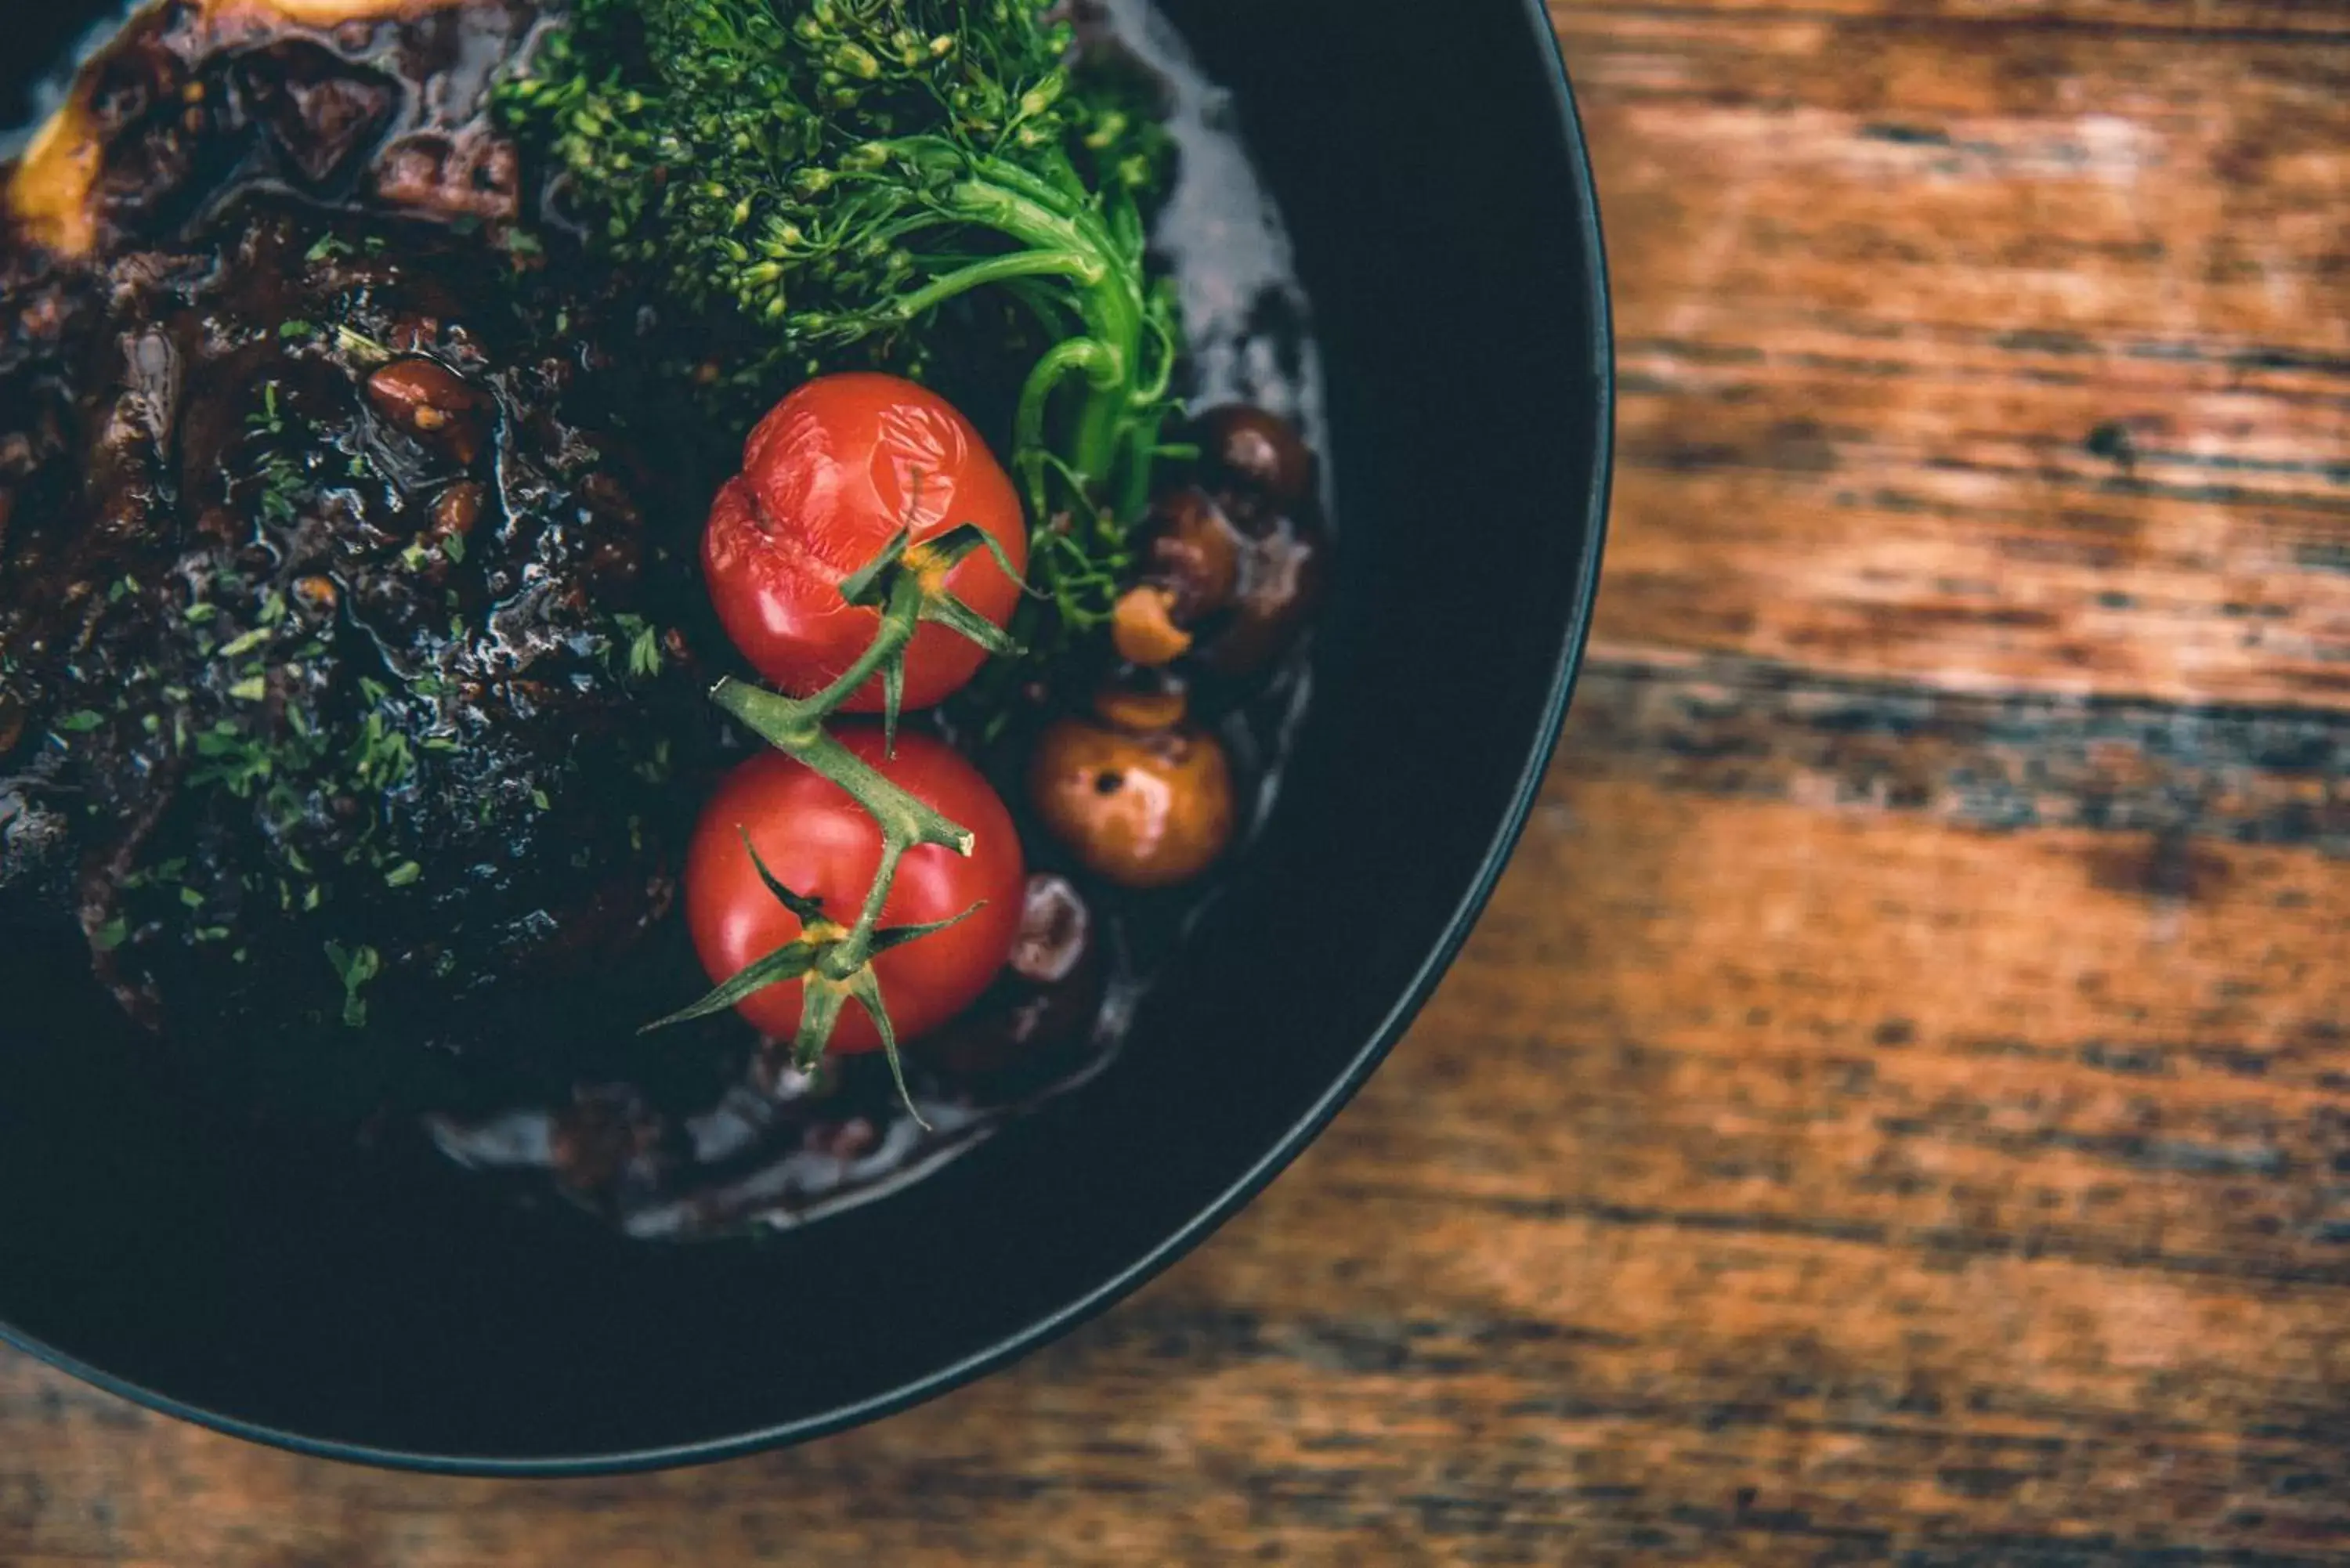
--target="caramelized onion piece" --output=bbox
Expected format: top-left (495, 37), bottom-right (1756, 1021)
top-left (1111, 583), bottom-right (1192, 668)
top-left (1094, 669), bottom-right (1189, 735)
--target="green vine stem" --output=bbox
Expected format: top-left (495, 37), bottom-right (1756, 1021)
top-left (645, 526), bottom-right (1022, 1122)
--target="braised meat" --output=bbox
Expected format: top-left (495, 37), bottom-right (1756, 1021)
top-left (0, 0), bottom-right (708, 1099)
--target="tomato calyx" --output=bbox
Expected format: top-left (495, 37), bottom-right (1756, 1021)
top-left (645, 829), bottom-right (983, 1123)
top-left (834, 521), bottom-right (1029, 750)
top-left (649, 525), bottom-right (1028, 1119)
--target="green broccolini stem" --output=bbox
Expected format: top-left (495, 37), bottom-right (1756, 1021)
top-left (876, 155), bottom-right (1157, 512)
top-left (1014, 338), bottom-right (1121, 516)
top-left (891, 249), bottom-right (1107, 317)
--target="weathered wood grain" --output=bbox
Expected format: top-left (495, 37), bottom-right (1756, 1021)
top-left (1607, 0), bottom-right (2350, 39)
top-left (1573, 9), bottom-right (2350, 703)
top-left (4, 707), bottom-right (2348, 1564)
top-left (5, 1), bottom-right (2350, 1563)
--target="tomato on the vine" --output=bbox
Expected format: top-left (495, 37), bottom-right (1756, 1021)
top-left (703, 373), bottom-right (1029, 712)
top-left (684, 726), bottom-right (1025, 1051)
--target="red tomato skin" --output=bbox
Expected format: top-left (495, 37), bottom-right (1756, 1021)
top-left (703, 374), bottom-right (1029, 712)
top-left (685, 728), bottom-right (1026, 1052)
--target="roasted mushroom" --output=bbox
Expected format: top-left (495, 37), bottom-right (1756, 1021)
top-left (1029, 698), bottom-right (1235, 890)
top-left (1195, 403), bottom-right (1314, 519)
top-left (1198, 506), bottom-right (1326, 677)
top-left (920, 873), bottom-right (1108, 1079)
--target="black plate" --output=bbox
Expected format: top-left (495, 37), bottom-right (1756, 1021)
top-left (0, 0), bottom-right (1611, 1473)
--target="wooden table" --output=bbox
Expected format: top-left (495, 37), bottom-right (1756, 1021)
top-left (8, 2), bottom-right (2348, 1561)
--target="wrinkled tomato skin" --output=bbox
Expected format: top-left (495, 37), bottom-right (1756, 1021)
top-left (703, 373), bottom-right (1028, 711)
top-left (684, 727), bottom-right (1026, 1051)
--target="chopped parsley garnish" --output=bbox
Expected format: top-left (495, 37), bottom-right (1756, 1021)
top-left (324, 941), bottom-right (382, 1029)
top-left (612, 613), bottom-right (663, 680)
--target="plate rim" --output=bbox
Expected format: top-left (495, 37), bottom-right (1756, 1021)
top-left (0, 0), bottom-right (1617, 1476)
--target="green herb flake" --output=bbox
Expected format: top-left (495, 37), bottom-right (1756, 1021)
top-left (279, 319), bottom-right (319, 340)
top-left (324, 941), bottom-right (382, 1028)
top-left (384, 861), bottom-right (424, 888)
top-left (54, 710), bottom-right (106, 735)
top-left (179, 886), bottom-right (206, 910)
top-left (335, 325), bottom-right (393, 361)
top-left (227, 674), bottom-right (269, 703)
top-left (91, 916), bottom-right (129, 953)
top-left (612, 613), bottom-right (664, 681)
top-left (256, 453), bottom-right (305, 526)
top-left (251, 382), bottom-right (284, 434)
top-left (183, 602), bottom-right (219, 625)
top-left (631, 737), bottom-right (674, 786)
top-left (530, 787), bottom-right (551, 812)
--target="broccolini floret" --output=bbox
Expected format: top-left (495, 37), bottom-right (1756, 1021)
top-left (498, 0), bottom-right (1185, 651)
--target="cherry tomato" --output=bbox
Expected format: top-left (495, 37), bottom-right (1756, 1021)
top-left (703, 373), bottom-right (1029, 712)
top-left (684, 726), bottom-right (1025, 1050)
